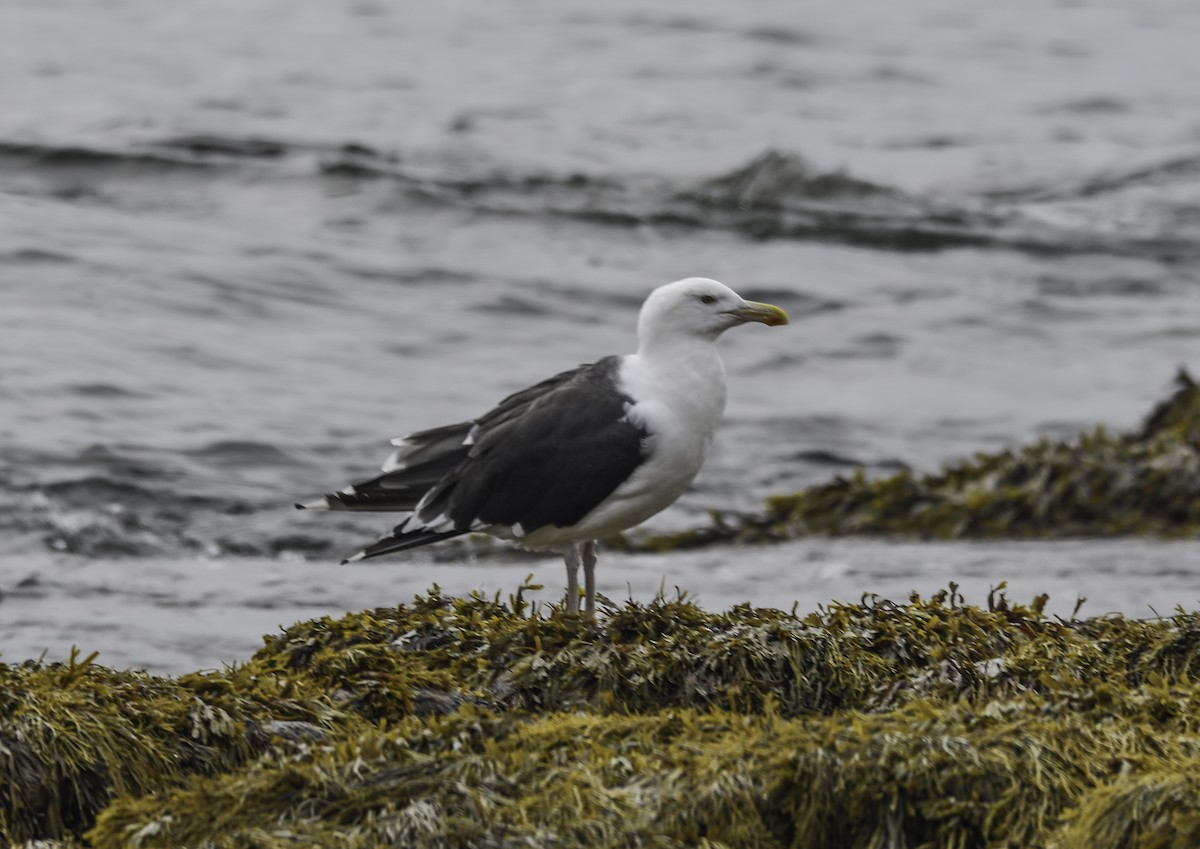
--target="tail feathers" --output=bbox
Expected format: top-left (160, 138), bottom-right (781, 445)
top-left (298, 449), bottom-right (468, 513)
top-left (342, 527), bottom-right (469, 563)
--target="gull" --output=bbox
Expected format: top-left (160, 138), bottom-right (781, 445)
top-left (297, 277), bottom-right (788, 614)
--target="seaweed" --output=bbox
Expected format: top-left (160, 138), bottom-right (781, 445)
top-left (1054, 758), bottom-right (1200, 849)
top-left (8, 585), bottom-right (1200, 847)
top-left (82, 582), bottom-right (1200, 849)
top-left (0, 648), bottom-right (348, 845)
top-left (89, 702), bottom-right (1181, 849)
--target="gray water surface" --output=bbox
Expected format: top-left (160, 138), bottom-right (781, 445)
top-left (3, 0), bottom-right (1200, 671)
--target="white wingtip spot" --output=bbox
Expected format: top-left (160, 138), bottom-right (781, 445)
top-left (382, 437), bottom-right (413, 472)
top-left (340, 485), bottom-right (357, 496)
top-left (381, 454), bottom-right (405, 472)
top-left (297, 498), bottom-right (330, 510)
top-left (342, 550), bottom-right (367, 564)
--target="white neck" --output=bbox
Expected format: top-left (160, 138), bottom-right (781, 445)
top-left (627, 334), bottom-right (728, 427)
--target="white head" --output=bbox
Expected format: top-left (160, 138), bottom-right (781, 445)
top-left (636, 277), bottom-right (788, 352)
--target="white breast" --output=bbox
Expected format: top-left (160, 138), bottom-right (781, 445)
top-left (519, 344), bottom-right (728, 549)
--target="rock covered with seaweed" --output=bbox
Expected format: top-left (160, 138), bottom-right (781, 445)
top-left (7, 371), bottom-right (1200, 847)
top-left (7, 584), bottom-right (1200, 848)
top-left (632, 368), bottom-right (1200, 550)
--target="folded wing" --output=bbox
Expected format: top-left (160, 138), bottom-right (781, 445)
top-left (300, 357), bottom-right (649, 562)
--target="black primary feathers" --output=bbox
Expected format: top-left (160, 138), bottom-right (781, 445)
top-left (302, 356), bottom-right (648, 561)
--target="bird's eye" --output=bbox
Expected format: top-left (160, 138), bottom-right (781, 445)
top-left (698, 294), bottom-right (717, 305)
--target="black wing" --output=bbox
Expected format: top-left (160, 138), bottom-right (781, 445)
top-left (344, 357), bottom-right (649, 560)
top-left (425, 356), bottom-right (648, 531)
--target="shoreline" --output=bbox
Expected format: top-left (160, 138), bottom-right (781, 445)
top-left (5, 535), bottom-right (1199, 675)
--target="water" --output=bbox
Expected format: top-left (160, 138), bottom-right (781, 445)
top-left (3, 0), bottom-right (1200, 673)
top-left (4, 540), bottom-right (1199, 675)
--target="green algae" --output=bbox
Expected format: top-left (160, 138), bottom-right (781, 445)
top-left (1054, 758), bottom-right (1200, 849)
top-left (628, 369), bottom-right (1200, 551)
top-left (0, 647), bottom-right (355, 845)
top-left (231, 584), bottom-right (1089, 720)
top-left (87, 712), bottom-right (777, 848)
top-left (9, 587), bottom-right (1200, 847)
top-left (88, 703), bottom-right (1174, 849)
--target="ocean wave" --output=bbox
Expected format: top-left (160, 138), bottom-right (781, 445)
top-left (0, 444), bottom-right (341, 560)
top-left (5, 135), bottom-right (1199, 260)
top-left (183, 440), bottom-right (300, 468)
top-left (151, 135), bottom-right (289, 159)
top-left (0, 141), bottom-right (216, 172)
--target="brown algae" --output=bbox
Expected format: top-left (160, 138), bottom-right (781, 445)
top-left (5, 584), bottom-right (1200, 847)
